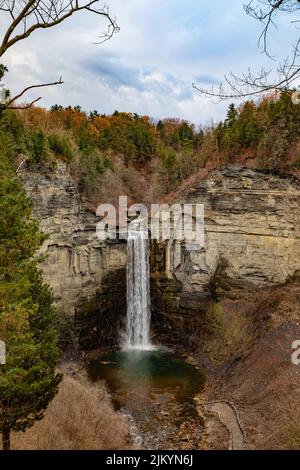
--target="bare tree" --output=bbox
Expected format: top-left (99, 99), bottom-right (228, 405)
top-left (193, 0), bottom-right (300, 99)
top-left (0, 1), bottom-right (119, 109)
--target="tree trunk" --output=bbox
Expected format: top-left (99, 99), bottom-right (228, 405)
top-left (2, 428), bottom-right (10, 450)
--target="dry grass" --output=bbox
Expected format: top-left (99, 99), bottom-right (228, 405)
top-left (204, 281), bottom-right (300, 368)
top-left (283, 425), bottom-right (300, 450)
top-left (202, 302), bottom-right (256, 367)
top-left (206, 280), bottom-right (300, 449)
top-left (11, 373), bottom-right (131, 450)
top-left (208, 311), bottom-right (253, 366)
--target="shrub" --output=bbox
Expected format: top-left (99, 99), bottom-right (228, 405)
top-left (30, 130), bottom-right (48, 165)
top-left (0, 110), bottom-right (26, 157)
top-left (48, 134), bottom-right (73, 161)
top-left (77, 124), bottom-right (95, 155)
top-left (11, 374), bottom-right (130, 450)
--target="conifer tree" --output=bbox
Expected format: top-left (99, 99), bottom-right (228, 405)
top-left (0, 114), bottom-right (62, 450)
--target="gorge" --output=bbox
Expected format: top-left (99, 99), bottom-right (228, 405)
top-left (22, 161), bottom-right (300, 449)
top-left (24, 163), bottom-right (300, 349)
top-left (2, 0), bottom-right (300, 453)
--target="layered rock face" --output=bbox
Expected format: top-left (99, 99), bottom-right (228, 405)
top-left (23, 163), bottom-right (300, 350)
top-left (151, 167), bottom-right (300, 348)
top-left (24, 163), bottom-right (127, 348)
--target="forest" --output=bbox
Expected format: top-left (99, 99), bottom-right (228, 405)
top-left (1, 89), bottom-right (300, 211)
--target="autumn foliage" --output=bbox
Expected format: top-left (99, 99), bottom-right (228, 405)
top-left (5, 90), bottom-right (300, 209)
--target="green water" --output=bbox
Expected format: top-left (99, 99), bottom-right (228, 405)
top-left (88, 348), bottom-right (205, 401)
top-left (88, 348), bottom-right (206, 449)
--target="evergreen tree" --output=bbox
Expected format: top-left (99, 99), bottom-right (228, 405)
top-left (225, 103), bottom-right (238, 127)
top-left (156, 120), bottom-right (164, 131)
top-left (30, 130), bottom-right (48, 164)
top-left (178, 122), bottom-right (194, 150)
top-left (0, 115), bottom-right (62, 450)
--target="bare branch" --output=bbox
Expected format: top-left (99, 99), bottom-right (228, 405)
top-left (0, 2), bottom-right (119, 109)
top-left (0, 1), bottom-right (119, 57)
top-left (16, 154), bottom-right (27, 173)
top-left (195, 0), bottom-right (300, 100)
top-left (1, 77), bottom-right (63, 109)
top-left (7, 97), bottom-right (42, 109)
top-left (6, 77), bottom-right (64, 106)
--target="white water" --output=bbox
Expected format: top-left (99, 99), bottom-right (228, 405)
top-left (124, 229), bottom-right (153, 350)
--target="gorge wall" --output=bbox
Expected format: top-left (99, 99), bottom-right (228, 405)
top-left (24, 162), bottom-right (127, 349)
top-left (151, 166), bottom-right (300, 349)
top-left (23, 163), bottom-right (300, 351)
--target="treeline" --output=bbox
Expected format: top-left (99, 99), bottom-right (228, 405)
top-left (11, 106), bottom-right (205, 205)
top-left (212, 91), bottom-right (300, 168)
top-left (2, 90), bottom-right (300, 207)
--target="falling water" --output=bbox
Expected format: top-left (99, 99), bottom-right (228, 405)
top-left (125, 229), bottom-right (152, 350)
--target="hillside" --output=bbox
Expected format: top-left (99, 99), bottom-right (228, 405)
top-left (1, 90), bottom-right (300, 212)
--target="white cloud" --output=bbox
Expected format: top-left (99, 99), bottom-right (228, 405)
top-left (1, 0), bottom-right (298, 124)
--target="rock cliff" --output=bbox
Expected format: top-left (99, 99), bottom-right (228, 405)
top-left (151, 166), bottom-right (300, 348)
top-left (23, 163), bottom-right (300, 350)
top-left (24, 162), bottom-right (127, 348)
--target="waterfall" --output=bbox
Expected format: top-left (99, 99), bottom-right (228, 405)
top-left (125, 229), bottom-right (152, 350)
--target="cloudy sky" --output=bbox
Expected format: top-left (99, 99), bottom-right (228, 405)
top-left (2, 0), bottom-right (299, 125)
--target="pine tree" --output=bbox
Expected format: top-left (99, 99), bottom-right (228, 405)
top-left (225, 103), bottom-right (238, 127)
top-left (0, 115), bottom-right (62, 450)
